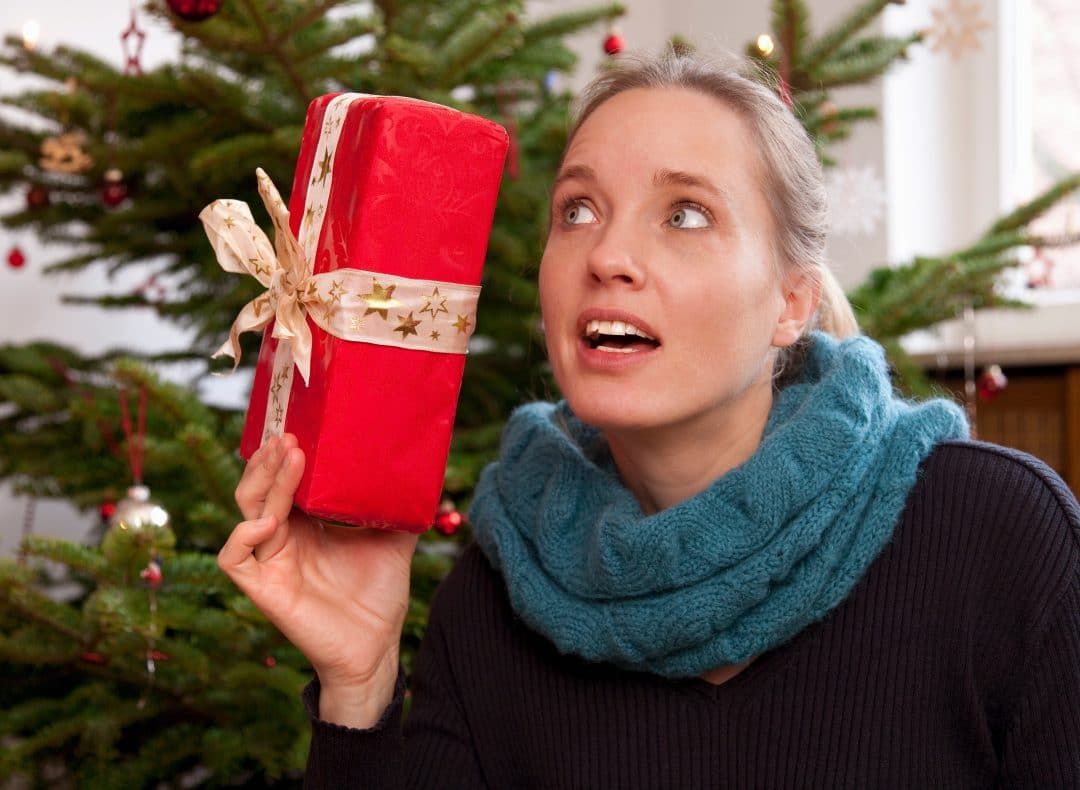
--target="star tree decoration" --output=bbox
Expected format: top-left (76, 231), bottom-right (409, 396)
top-left (927, 0), bottom-right (991, 60)
top-left (120, 8), bottom-right (147, 76)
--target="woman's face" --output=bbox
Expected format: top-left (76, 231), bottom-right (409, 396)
top-left (539, 86), bottom-right (810, 437)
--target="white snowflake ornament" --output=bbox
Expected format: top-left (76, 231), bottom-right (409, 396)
top-left (927, 0), bottom-right (991, 60)
top-left (826, 165), bottom-right (887, 237)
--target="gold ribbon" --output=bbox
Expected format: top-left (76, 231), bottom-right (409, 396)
top-left (199, 169), bottom-right (480, 388)
top-left (201, 168), bottom-right (320, 384)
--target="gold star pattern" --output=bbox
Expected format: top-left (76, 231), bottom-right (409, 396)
top-left (349, 314), bottom-right (367, 332)
top-left (360, 280), bottom-right (400, 320)
top-left (314, 149), bottom-right (333, 184)
top-left (394, 311), bottom-right (422, 340)
top-left (270, 366), bottom-right (291, 397)
top-left (249, 258), bottom-right (271, 278)
top-left (421, 286), bottom-right (450, 320)
top-left (927, 0), bottom-right (990, 60)
top-left (305, 206), bottom-right (315, 227)
top-left (430, 329), bottom-right (441, 341)
top-left (253, 294), bottom-right (270, 318)
top-left (327, 280), bottom-right (346, 304)
top-left (452, 313), bottom-right (473, 335)
top-left (223, 215), bottom-right (236, 230)
top-left (272, 398), bottom-right (285, 427)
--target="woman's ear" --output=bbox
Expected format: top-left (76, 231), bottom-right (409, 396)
top-left (772, 270), bottom-right (820, 348)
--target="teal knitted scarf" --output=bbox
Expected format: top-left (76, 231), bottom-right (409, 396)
top-left (470, 333), bottom-right (969, 678)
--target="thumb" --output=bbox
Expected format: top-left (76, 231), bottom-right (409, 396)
top-left (218, 515), bottom-right (278, 591)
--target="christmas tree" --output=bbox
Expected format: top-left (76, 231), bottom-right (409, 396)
top-left (1, 0), bottom-right (1077, 785)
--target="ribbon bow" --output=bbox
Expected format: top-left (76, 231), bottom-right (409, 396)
top-left (199, 168), bottom-right (319, 384)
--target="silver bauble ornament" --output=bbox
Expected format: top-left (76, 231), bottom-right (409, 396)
top-left (102, 485), bottom-right (175, 567)
top-left (110, 485), bottom-right (170, 531)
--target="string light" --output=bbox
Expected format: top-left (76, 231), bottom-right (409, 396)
top-left (22, 20), bottom-right (41, 51)
top-left (756, 34), bottom-right (775, 57)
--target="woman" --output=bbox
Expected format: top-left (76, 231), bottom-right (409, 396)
top-left (219, 51), bottom-right (1080, 788)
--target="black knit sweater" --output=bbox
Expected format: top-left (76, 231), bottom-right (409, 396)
top-left (304, 441), bottom-right (1080, 788)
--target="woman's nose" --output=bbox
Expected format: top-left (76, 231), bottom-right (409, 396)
top-left (585, 221), bottom-right (647, 288)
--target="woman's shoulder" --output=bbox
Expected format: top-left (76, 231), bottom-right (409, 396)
top-left (917, 438), bottom-right (1080, 528)
top-left (897, 438), bottom-right (1079, 618)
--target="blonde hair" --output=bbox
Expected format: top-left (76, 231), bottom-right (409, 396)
top-left (567, 50), bottom-right (859, 379)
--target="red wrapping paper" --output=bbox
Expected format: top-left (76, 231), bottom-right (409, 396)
top-left (240, 94), bottom-right (508, 531)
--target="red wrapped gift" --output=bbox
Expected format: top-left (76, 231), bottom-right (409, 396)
top-left (201, 93), bottom-right (508, 531)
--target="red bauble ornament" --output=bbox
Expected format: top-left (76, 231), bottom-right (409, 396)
top-left (26, 184), bottom-right (49, 210)
top-left (81, 651), bottom-right (107, 664)
top-left (102, 168), bottom-right (129, 208)
top-left (7, 247), bottom-right (26, 269)
top-left (434, 499), bottom-right (465, 536)
top-left (977, 364), bottom-right (1008, 402)
top-left (99, 501), bottom-right (117, 521)
top-left (166, 0), bottom-right (223, 22)
top-left (603, 29), bottom-right (625, 56)
top-left (265, 655), bottom-right (278, 668)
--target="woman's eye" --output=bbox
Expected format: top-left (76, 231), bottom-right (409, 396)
top-left (669, 205), bottom-right (709, 229)
top-left (564, 202), bottom-right (597, 225)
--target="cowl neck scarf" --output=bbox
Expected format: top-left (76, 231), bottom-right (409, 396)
top-left (470, 332), bottom-right (968, 678)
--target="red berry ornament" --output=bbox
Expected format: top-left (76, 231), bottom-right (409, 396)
top-left (603, 29), bottom-right (625, 56)
top-left (7, 247), bottom-right (26, 269)
top-left (140, 559), bottom-right (164, 588)
top-left (977, 365), bottom-right (1008, 402)
top-left (166, 0), bottom-right (223, 22)
top-left (26, 184), bottom-right (49, 210)
top-left (265, 656), bottom-right (278, 668)
top-left (435, 499), bottom-right (465, 535)
top-left (102, 168), bottom-right (129, 209)
top-left (99, 501), bottom-right (117, 521)
top-left (81, 651), bottom-right (107, 664)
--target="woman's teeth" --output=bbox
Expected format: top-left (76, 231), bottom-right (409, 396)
top-left (584, 319), bottom-right (655, 341)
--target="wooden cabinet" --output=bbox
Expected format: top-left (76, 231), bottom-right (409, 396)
top-left (930, 366), bottom-right (1080, 497)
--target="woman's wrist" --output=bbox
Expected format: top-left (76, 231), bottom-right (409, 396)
top-left (316, 657), bottom-right (400, 730)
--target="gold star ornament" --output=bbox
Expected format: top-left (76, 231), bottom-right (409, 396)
top-left (360, 280), bottom-right (400, 320)
top-left (452, 313), bottom-right (473, 335)
top-left (394, 312), bottom-right (422, 340)
top-left (422, 286), bottom-right (450, 319)
top-left (314, 149), bottom-right (333, 184)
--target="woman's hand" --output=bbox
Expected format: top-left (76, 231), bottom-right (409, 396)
top-left (218, 433), bottom-right (419, 728)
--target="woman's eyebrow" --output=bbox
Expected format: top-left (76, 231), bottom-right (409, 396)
top-left (652, 168), bottom-right (732, 207)
top-left (553, 163), bottom-right (596, 188)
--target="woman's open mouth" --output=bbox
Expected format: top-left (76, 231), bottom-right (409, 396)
top-left (583, 319), bottom-right (661, 354)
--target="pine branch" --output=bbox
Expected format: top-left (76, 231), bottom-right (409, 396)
top-left (522, 3), bottom-right (625, 45)
top-left (807, 34), bottom-right (920, 88)
top-left (238, 0), bottom-right (312, 102)
top-left (801, 0), bottom-right (894, 71)
top-left (22, 537), bottom-right (110, 580)
top-left (773, 0), bottom-right (812, 66)
top-left (987, 172), bottom-right (1080, 234)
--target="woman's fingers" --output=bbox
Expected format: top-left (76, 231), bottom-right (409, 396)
top-left (217, 514), bottom-right (278, 591)
top-left (235, 435), bottom-right (287, 521)
top-left (254, 446), bottom-right (306, 561)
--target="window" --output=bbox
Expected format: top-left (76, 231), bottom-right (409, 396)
top-left (1014, 0), bottom-right (1080, 294)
